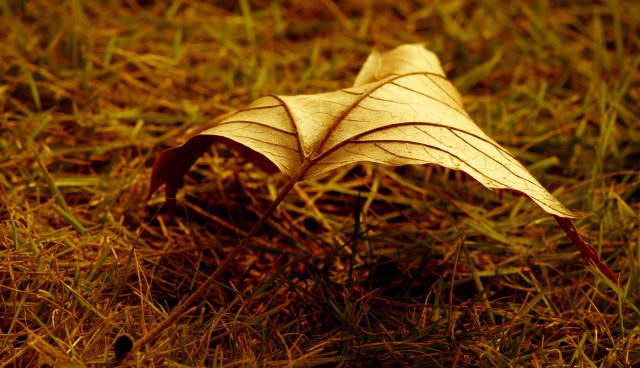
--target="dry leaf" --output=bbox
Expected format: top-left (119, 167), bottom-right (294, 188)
top-left (149, 44), bottom-right (616, 283)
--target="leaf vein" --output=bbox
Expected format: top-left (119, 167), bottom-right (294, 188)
top-left (389, 80), bottom-right (469, 119)
top-left (216, 121), bottom-right (296, 136)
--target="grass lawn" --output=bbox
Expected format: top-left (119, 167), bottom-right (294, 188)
top-left (1, 0), bottom-right (639, 366)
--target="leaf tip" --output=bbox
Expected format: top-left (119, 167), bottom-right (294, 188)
top-left (554, 216), bottom-right (618, 284)
top-left (147, 135), bottom-right (217, 205)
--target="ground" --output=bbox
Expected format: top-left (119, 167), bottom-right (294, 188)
top-left (1, 0), bottom-right (639, 367)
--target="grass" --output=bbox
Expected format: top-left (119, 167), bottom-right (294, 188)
top-left (1, 0), bottom-right (639, 366)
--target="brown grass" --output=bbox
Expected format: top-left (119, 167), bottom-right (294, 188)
top-left (1, 0), bottom-right (639, 367)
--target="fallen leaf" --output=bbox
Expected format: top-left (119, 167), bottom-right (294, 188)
top-left (149, 44), bottom-right (616, 283)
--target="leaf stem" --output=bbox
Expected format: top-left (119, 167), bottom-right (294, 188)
top-left (121, 159), bottom-right (313, 365)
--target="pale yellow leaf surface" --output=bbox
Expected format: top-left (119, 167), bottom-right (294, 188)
top-left (189, 44), bottom-right (579, 218)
